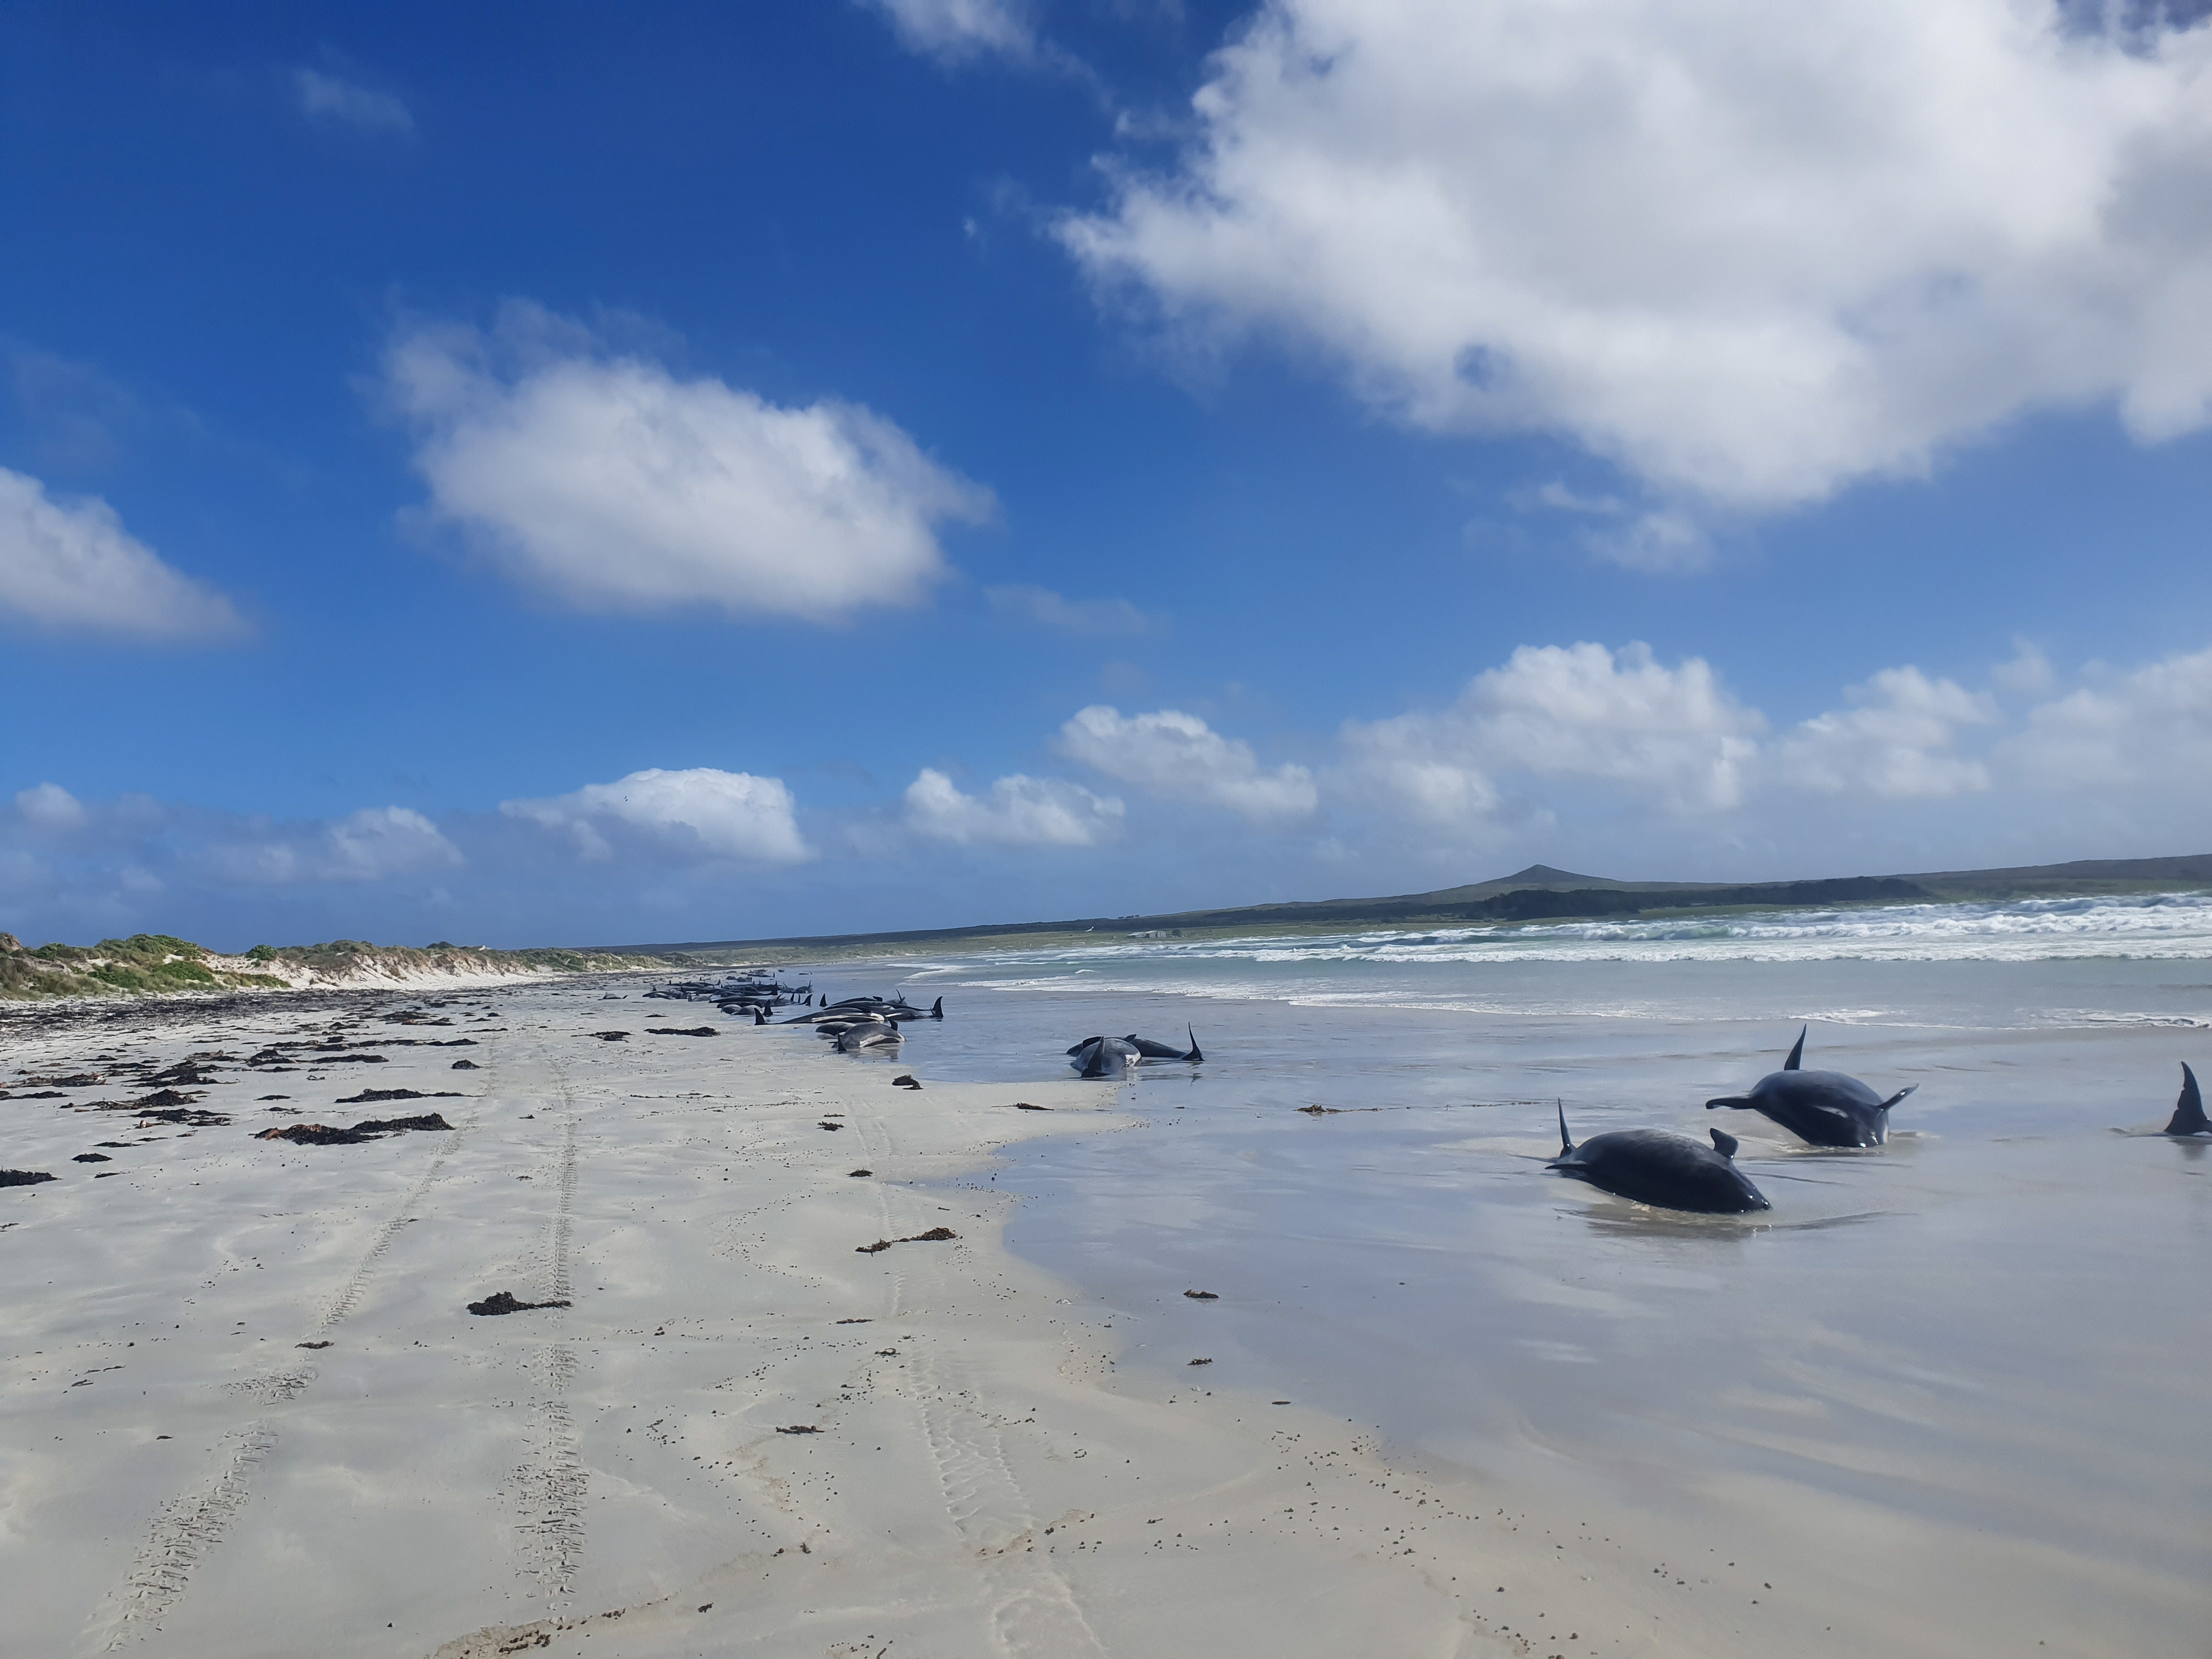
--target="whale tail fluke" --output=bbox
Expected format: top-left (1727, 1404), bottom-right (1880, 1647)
top-left (1710, 1127), bottom-right (1740, 1158)
top-left (1185, 1026), bottom-right (1203, 1063)
top-left (1707, 1095), bottom-right (1750, 1111)
top-left (2165, 1063), bottom-right (2208, 1135)
top-left (1879, 1084), bottom-right (1918, 1112)
top-left (1554, 1099), bottom-right (1574, 1158)
top-left (1784, 1026), bottom-right (1807, 1070)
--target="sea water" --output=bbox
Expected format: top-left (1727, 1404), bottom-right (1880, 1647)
top-left (817, 893), bottom-right (2212, 1654)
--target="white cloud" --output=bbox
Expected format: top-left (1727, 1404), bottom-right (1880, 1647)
top-left (0, 467), bottom-right (244, 640)
top-left (385, 306), bottom-right (992, 622)
top-left (15, 782), bottom-right (87, 831)
top-left (904, 768), bottom-right (1125, 845)
top-left (985, 584), bottom-right (1157, 636)
top-left (2005, 645), bottom-right (2212, 789)
top-left (503, 767), bottom-right (811, 864)
top-left (1059, 0), bottom-right (2212, 515)
top-left (209, 806), bottom-right (462, 886)
top-left (1343, 642), bottom-right (1764, 820)
top-left (1776, 668), bottom-right (1996, 799)
top-left (1058, 705), bottom-right (1319, 821)
top-left (294, 69), bottom-right (414, 133)
top-left (867, 0), bottom-right (1035, 61)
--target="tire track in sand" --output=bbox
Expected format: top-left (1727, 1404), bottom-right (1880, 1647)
top-left (87, 1051), bottom-right (492, 1650)
top-left (507, 1052), bottom-right (586, 1608)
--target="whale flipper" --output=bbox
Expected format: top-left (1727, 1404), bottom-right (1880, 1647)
top-left (1784, 1026), bottom-right (1806, 1070)
top-left (1709, 1127), bottom-right (1740, 1158)
top-left (1066, 1037), bottom-right (1102, 1056)
top-left (1879, 1084), bottom-right (1918, 1112)
top-left (1706, 1095), bottom-right (1750, 1111)
top-left (2165, 1063), bottom-right (2209, 1135)
top-left (1185, 1026), bottom-right (1203, 1063)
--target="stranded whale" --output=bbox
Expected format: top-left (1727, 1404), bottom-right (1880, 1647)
top-left (1126, 1027), bottom-right (1204, 1063)
top-left (1706, 1026), bottom-right (1916, 1148)
top-left (1068, 1036), bottom-right (1141, 1078)
top-left (1547, 1103), bottom-right (1770, 1214)
top-left (2164, 1063), bottom-right (2209, 1136)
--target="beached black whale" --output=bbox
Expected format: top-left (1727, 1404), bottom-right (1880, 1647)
top-left (1547, 1103), bottom-right (1770, 1214)
top-left (1706, 1027), bottom-right (1915, 1148)
top-left (2164, 1063), bottom-right (2209, 1136)
top-left (1069, 1036), bottom-right (1141, 1077)
top-left (1126, 1027), bottom-right (1204, 1063)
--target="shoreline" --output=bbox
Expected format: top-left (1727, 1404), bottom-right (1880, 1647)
top-left (10, 971), bottom-right (2193, 1656)
top-left (4, 978), bottom-right (1583, 1657)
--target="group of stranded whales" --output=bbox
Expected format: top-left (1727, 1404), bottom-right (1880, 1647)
top-left (1547, 1026), bottom-right (2211, 1215)
top-left (784, 993), bottom-right (945, 1053)
top-left (729, 985), bottom-right (2210, 1216)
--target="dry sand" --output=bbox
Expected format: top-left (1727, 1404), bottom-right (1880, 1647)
top-left (7, 980), bottom-right (1986, 1658)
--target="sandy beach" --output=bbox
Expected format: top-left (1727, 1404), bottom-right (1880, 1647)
top-left (3, 980), bottom-right (1585, 1659)
top-left (5, 951), bottom-right (2207, 1659)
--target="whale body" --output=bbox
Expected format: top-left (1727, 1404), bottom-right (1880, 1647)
top-left (1547, 1103), bottom-right (1770, 1215)
top-left (1707, 1027), bottom-right (1915, 1148)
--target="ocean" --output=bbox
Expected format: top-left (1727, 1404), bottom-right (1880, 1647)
top-left (817, 891), bottom-right (2212, 1653)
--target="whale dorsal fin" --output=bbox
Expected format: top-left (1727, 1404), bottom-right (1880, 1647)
top-left (1784, 1026), bottom-right (1806, 1070)
top-left (1555, 1099), bottom-right (1574, 1156)
top-left (1186, 1025), bottom-right (1203, 1063)
top-left (1710, 1127), bottom-right (1739, 1158)
top-left (2166, 1063), bottom-right (2208, 1136)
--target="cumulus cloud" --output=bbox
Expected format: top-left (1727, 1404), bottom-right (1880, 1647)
top-left (1059, 0), bottom-right (2212, 516)
top-left (15, 782), bottom-right (88, 832)
top-left (0, 467), bottom-right (244, 640)
top-left (1343, 642), bottom-right (1763, 820)
top-left (1777, 668), bottom-right (1996, 799)
top-left (1058, 705), bottom-right (1319, 821)
top-left (385, 306), bottom-right (992, 622)
top-left (904, 768), bottom-right (1125, 845)
top-left (208, 806), bottom-right (462, 886)
top-left (866, 0), bottom-right (1036, 61)
top-left (502, 767), bottom-right (811, 864)
top-left (294, 69), bottom-right (414, 133)
top-left (985, 584), bottom-right (1158, 636)
top-left (2004, 645), bottom-right (2212, 788)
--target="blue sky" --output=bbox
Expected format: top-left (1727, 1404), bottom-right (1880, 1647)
top-left (4, 0), bottom-right (2210, 951)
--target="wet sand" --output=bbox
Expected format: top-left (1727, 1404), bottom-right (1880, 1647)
top-left (4, 983), bottom-right (1548, 1659)
top-left (5, 969), bottom-right (2205, 1657)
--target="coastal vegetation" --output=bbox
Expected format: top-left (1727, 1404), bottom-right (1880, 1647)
top-left (0, 931), bottom-right (675, 1002)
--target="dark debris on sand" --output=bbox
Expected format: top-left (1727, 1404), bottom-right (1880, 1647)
top-left (848, 1169), bottom-right (872, 1177)
top-left (1, 1169), bottom-right (57, 1187)
top-left (334, 1087), bottom-right (462, 1104)
top-left (1012, 1102), bottom-right (1050, 1111)
top-left (646, 1026), bottom-right (718, 1037)
top-left (1183, 1289), bottom-right (1219, 1300)
top-left (856, 1226), bottom-right (957, 1253)
top-left (450, 1059), bottom-right (479, 1069)
top-left (255, 1112), bottom-right (454, 1146)
top-left (466, 1290), bottom-right (572, 1316)
top-left (590, 1031), bottom-right (630, 1042)
top-left (774, 1425), bottom-right (821, 1435)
